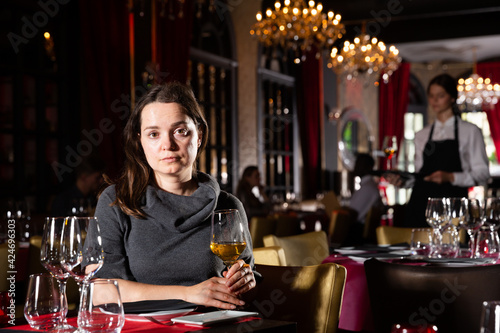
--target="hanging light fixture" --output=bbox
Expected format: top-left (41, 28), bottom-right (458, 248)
top-left (328, 23), bottom-right (401, 82)
top-left (457, 49), bottom-right (500, 110)
top-left (249, 0), bottom-right (345, 63)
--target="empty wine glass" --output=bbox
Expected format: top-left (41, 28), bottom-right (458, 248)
top-left (382, 135), bottom-right (398, 170)
top-left (78, 279), bottom-right (125, 333)
top-left (461, 198), bottom-right (485, 258)
top-left (480, 301), bottom-right (500, 333)
top-left (475, 227), bottom-right (500, 261)
top-left (484, 197), bottom-right (500, 231)
top-left (40, 217), bottom-right (75, 331)
top-left (61, 216), bottom-right (104, 290)
top-left (210, 209), bottom-right (247, 269)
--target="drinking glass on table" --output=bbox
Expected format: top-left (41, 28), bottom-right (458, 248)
top-left (434, 226), bottom-right (459, 258)
top-left (78, 279), bottom-right (125, 333)
top-left (24, 273), bottom-right (67, 331)
top-left (210, 209), bottom-right (247, 269)
top-left (40, 217), bottom-right (75, 331)
top-left (475, 227), bottom-right (500, 261)
top-left (60, 216), bottom-right (104, 288)
top-left (479, 300), bottom-right (500, 333)
top-left (484, 197), bottom-right (500, 231)
top-left (410, 228), bottom-right (432, 257)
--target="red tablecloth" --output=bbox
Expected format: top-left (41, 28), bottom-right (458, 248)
top-left (322, 255), bottom-right (374, 332)
top-left (1, 315), bottom-right (266, 332)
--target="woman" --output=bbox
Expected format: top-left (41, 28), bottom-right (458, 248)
top-left (236, 166), bottom-right (271, 221)
top-left (400, 73), bottom-right (490, 227)
top-left (87, 82), bottom-right (256, 310)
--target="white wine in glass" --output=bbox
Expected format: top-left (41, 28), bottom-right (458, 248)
top-left (382, 135), bottom-right (398, 170)
top-left (210, 209), bottom-right (246, 268)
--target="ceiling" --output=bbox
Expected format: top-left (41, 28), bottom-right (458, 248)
top-left (261, 0), bottom-right (500, 63)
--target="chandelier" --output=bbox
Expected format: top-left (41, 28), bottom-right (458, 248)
top-left (328, 25), bottom-right (401, 82)
top-left (456, 53), bottom-right (500, 110)
top-left (250, 0), bottom-right (345, 63)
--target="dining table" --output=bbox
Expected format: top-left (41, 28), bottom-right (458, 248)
top-left (0, 306), bottom-right (297, 333)
top-left (322, 244), bottom-right (500, 332)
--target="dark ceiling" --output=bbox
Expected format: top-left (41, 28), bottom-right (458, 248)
top-left (261, 0), bottom-right (500, 43)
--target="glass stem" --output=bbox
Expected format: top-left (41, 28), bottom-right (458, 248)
top-left (57, 279), bottom-right (69, 324)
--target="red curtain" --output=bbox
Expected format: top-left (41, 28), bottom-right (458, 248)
top-left (378, 62), bottom-right (411, 169)
top-left (79, 0), bottom-right (130, 178)
top-left (477, 62), bottom-right (500, 163)
top-left (155, 0), bottom-right (194, 83)
top-left (297, 54), bottom-right (323, 199)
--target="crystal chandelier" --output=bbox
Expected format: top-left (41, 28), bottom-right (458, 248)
top-left (457, 55), bottom-right (500, 110)
top-left (250, 0), bottom-right (345, 63)
top-left (328, 25), bottom-right (401, 82)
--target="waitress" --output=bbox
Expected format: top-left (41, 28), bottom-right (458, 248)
top-left (398, 73), bottom-right (490, 227)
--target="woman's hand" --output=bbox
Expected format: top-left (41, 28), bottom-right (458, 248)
top-left (223, 260), bottom-right (256, 296)
top-left (424, 171), bottom-right (454, 184)
top-left (184, 277), bottom-right (245, 310)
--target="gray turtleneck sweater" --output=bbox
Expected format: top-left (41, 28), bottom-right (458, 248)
top-left (91, 172), bottom-right (254, 286)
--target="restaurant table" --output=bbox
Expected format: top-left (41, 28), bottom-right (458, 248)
top-left (0, 314), bottom-right (296, 333)
top-left (323, 245), bottom-right (500, 332)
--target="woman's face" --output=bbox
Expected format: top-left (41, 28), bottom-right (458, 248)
top-left (427, 83), bottom-right (455, 115)
top-left (140, 102), bottom-right (201, 184)
top-left (246, 170), bottom-right (261, 187)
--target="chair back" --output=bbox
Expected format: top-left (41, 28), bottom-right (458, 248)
top-left (263, 231), bottom-right (329, 266)
top-left (319, 191), bottom-right (341, 218)
top-left (253, 246), bottom-right (287, 266)
top-left (274, 214), bottom-right (301, 237)
top-left (249, 216), bottom-right (277, 248)
top-left (363, 206), bottom-right (383, 243)
top-left (365, 258), bottom-right (500, 333)
top-left (376, 225), bottom-right (419, 245)
top-left (328, 208), bottom-right (357, 247)
top-left (251, 263), bottom-right (346, 333)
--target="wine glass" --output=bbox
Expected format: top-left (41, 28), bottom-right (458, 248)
top-left (484, 197), bottom-right (500, 231)
top-left (425, 198), bottom-right (449, 257)
top-left (382, 135), bottom-right (398, 170)
top-left (60, 216), bottom-right (104, 288)
top-left (480, 301), bottom-right (500, 333)
top-left (210, 209), bottom-right (247, 269)
top-left (461, 198), bottom-right (485, 258)
top-left (40, 217), bottom-right (75, 331)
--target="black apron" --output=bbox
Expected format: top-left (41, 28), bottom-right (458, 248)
top-left (405, 116), bottom-right (468, 227)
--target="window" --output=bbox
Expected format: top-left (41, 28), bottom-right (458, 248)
top-left (188, 3), bottom-right (237, 194)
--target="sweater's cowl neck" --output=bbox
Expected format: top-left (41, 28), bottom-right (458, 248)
top-left (142, 172), bottom-right (221, 233)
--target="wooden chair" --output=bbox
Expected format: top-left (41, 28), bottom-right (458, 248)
top-left (249, 216), bottom-right (277, 248)
top-left (319, 191), bottom-right (341, 219)
top-left (328, 207), bottom-right (358, 247)
top-left (250, 263), bottom-right (346, 333)
top-left (263, 231), bottom-right (329, 266)
top-left (365, 258), bottom-right (500, 333)
top-left (253, 246), bottom-right (287, 266)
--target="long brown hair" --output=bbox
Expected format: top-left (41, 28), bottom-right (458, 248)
top-left (110, 82), bottom-right (209, 219)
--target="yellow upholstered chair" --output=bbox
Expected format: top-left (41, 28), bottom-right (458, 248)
top-left (249, 216), bottom-right (277, 248)
top-left (250, 263), bottom-right (346, 333)
top-left (263, 231), bottom-right (329, 266)
top-left (319, 191), bottom-right (341, 219)
top-left (253, 246), bottom-right (287, 266)
top-left (376, 225), bottom-right (422, 245)
top-left (328, 207), bottom-right (357, 247)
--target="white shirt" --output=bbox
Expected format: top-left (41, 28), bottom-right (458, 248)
top-left (349, 175), bottom-right (383, 224)
top-left (414, 116), bottom-right (490, 187)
